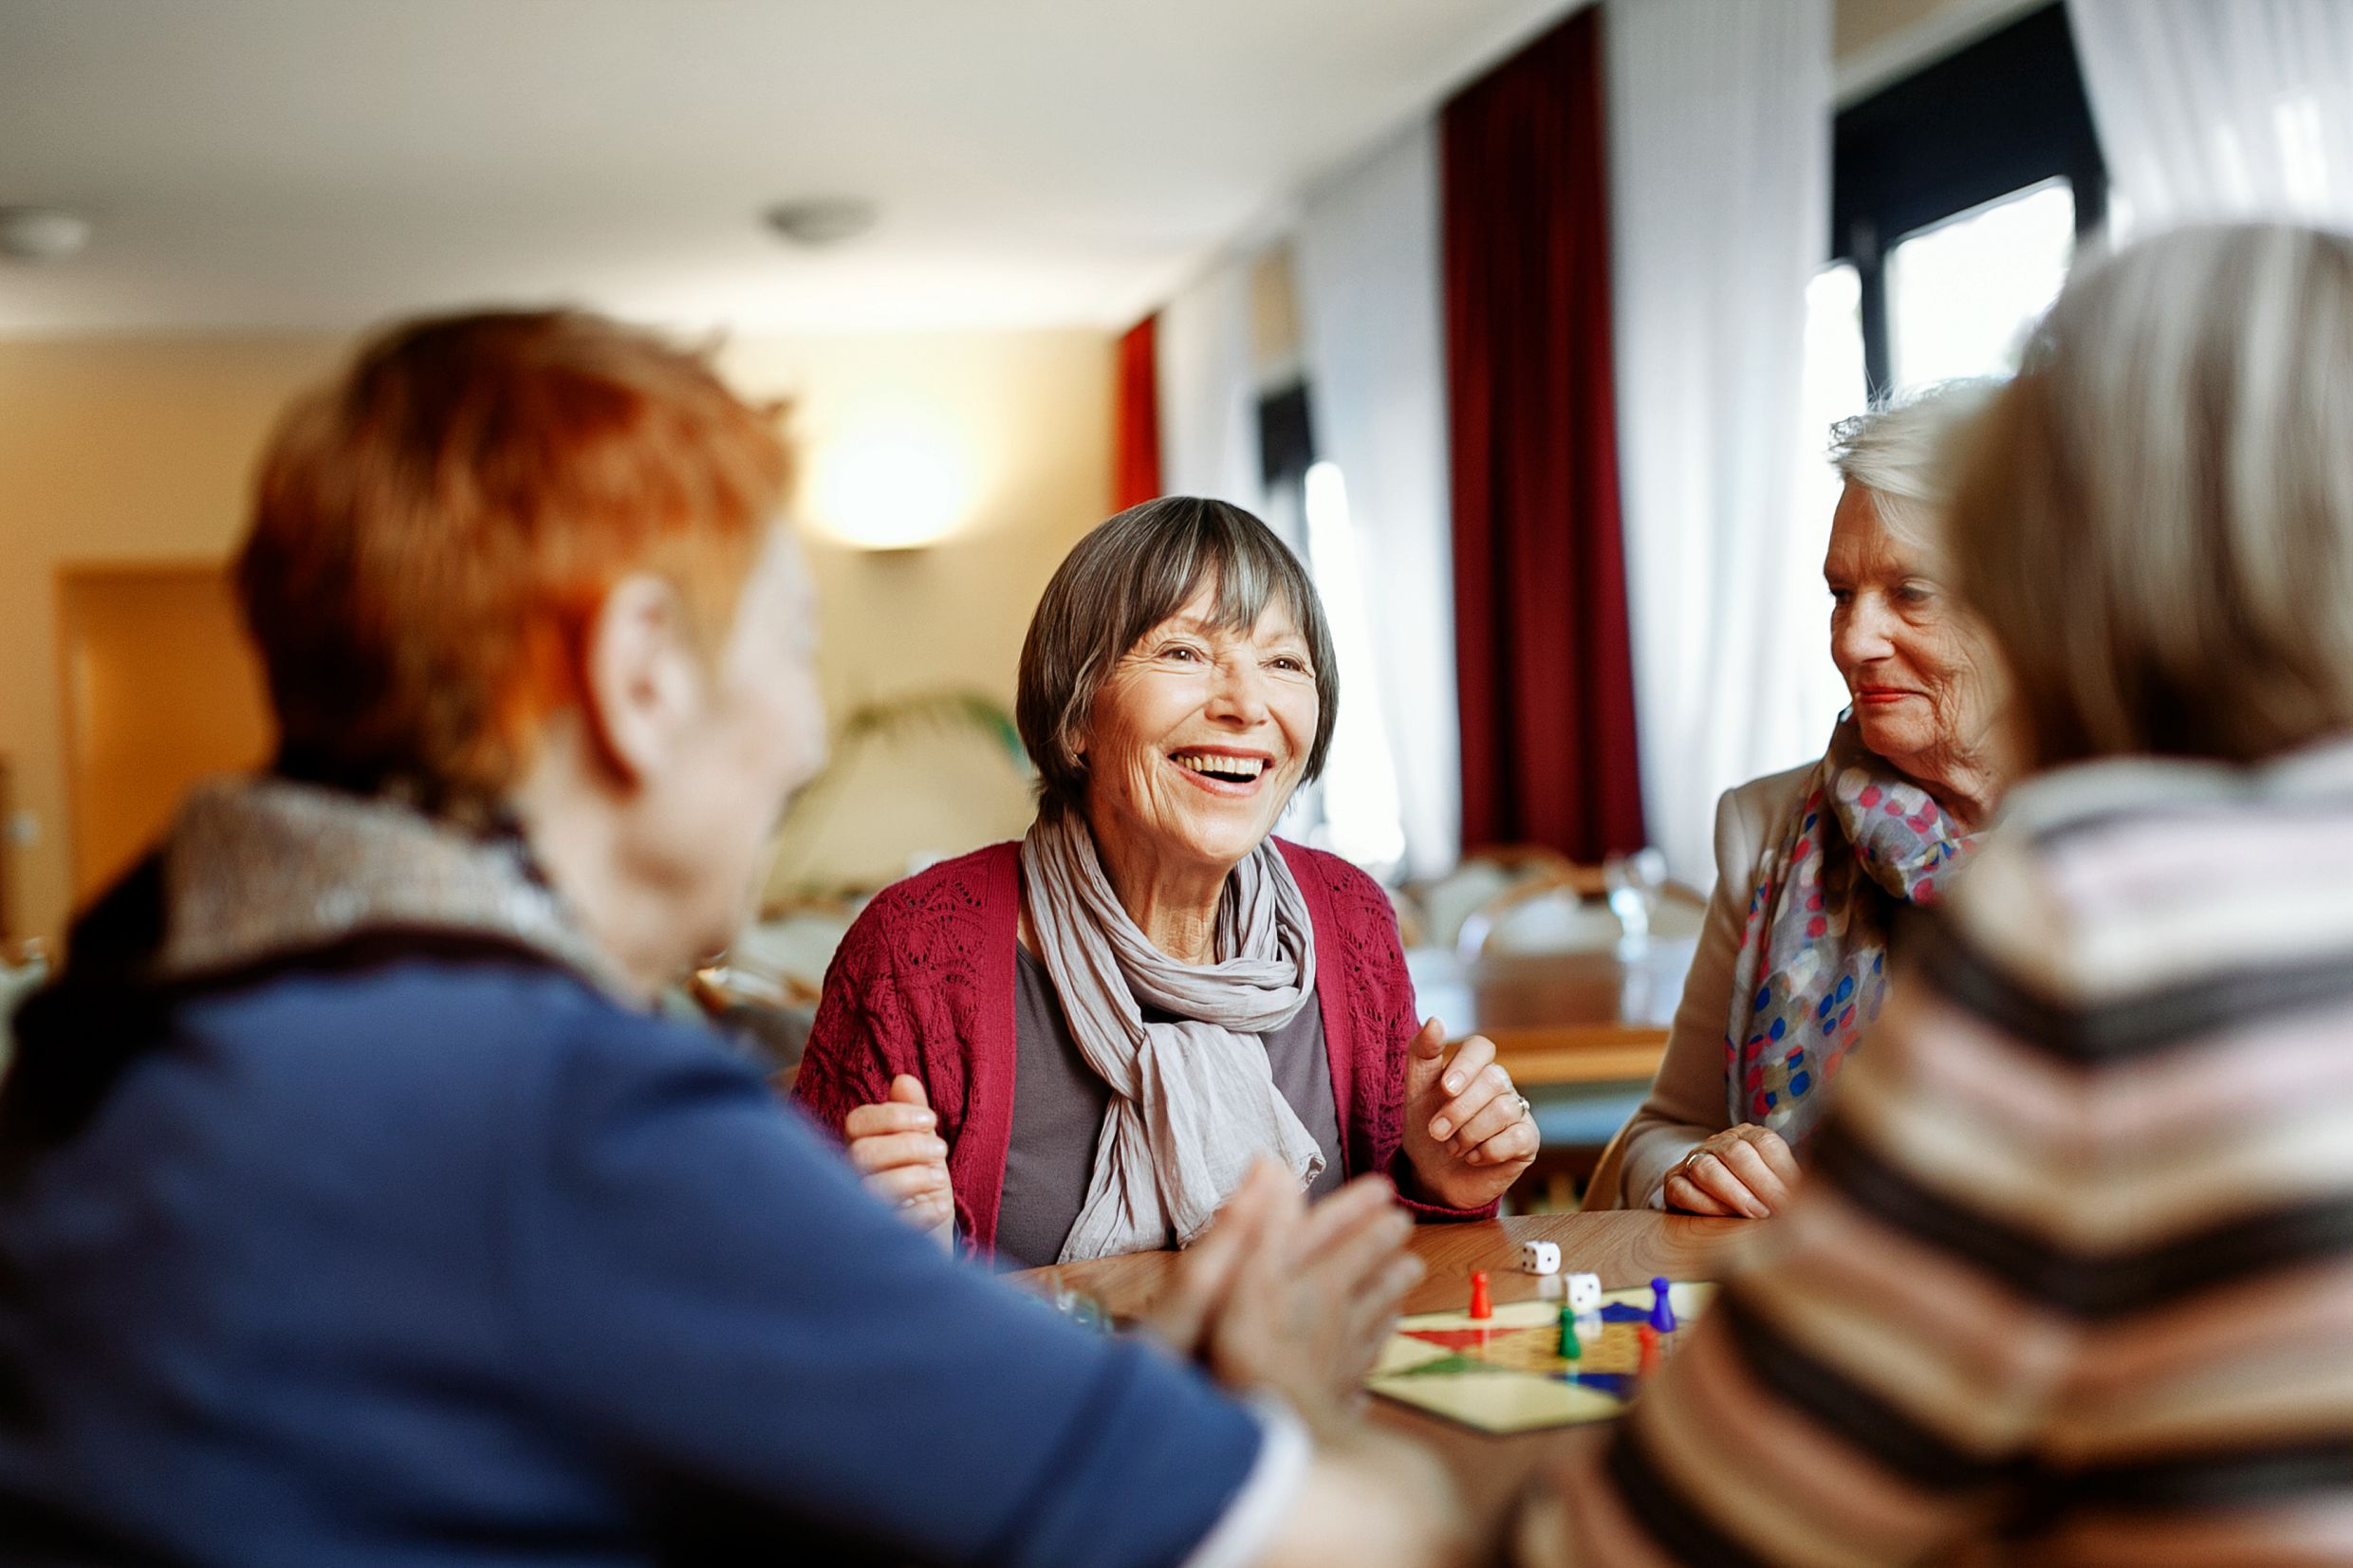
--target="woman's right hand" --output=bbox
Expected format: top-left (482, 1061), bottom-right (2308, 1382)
top-left (1660, 1123), bottom-right (1800, 1218)
top-left (843, 1075), bottom-right (954, 1244)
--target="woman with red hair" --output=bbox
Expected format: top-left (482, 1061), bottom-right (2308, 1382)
top-left (0, 310), bottom-right (1456, 1567)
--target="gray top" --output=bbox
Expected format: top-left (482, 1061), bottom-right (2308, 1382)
top-left (995, 945), bottom-right (1345, 1270)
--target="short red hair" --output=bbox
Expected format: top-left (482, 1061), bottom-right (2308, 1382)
top-left (237, 309), bottom-right (789, 807)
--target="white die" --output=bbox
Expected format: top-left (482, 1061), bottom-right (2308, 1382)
top-left (1518, 1240), bottom-right (1561, 1275)
top-left (1565, 1272), bottom-right (1603, 1312)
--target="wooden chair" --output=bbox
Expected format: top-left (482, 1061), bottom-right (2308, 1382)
top-left (1580, 1118), bottom-right (1636, 1211)
top-left (688, 901), bottom-right (850, 1084)
top-left (1457, 870), bottom-right (1705, 962)
top-left (1406, 844), bottom-right (1580, 952)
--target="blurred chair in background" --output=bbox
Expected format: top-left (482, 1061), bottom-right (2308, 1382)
top-left (1398, 842), bottom-right (1575, 953)
top-left (1454, 858), bottom-right (1704, 962)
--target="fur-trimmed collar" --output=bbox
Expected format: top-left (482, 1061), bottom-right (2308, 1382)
top-left (151, 777), bottom-right (627, 999)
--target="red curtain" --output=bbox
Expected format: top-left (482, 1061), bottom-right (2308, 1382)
top-left (1441, 7), bottom-right (1647, 862)
top-left (1112, 315), bottom-right (1161, 511)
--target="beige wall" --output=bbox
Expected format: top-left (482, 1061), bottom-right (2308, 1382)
top-left (0, 336), bottom-right (344, 946)
top-left (57, 563), bottom-right (274, 902)
top-left (0, 327), bottom-right (1110, 946)
top-left (1833, 0), bottom-right (2050, 96)
top-left (1836, 0), bottom-right (1957, 59)
top-left (722, 331), bottom-right (1110, 725)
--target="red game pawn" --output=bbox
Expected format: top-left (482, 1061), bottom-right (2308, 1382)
top-left (1468, 1269), bottom-right (1492, 1320)
top-left (1636, 1323), bottom-right (1659, 1374)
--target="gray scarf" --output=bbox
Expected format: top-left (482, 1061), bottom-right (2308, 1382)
top-left (1019, 811), bottom-right (1324, 1261)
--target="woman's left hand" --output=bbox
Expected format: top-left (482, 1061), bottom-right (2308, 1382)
top-left (1399, 1018), bottom-right (1539, 1209)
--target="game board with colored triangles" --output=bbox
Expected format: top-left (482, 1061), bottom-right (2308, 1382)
top-left (1364, 1282), bottom-right (1715, 1434)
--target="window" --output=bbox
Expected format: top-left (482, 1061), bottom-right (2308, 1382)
top-left (1886, 175), bottom-right (2076, 390)
top-left (1788, 3), bottom-right (2104, 736)
top-left (1789, 262), bottom-right (1869, 726)
top-left (1300, 460), bottom-right (1404, 872)
top-left (1829, 2), bottom-right (2107, 403)
top-left (1256, 382), bottom-right (1406, 876)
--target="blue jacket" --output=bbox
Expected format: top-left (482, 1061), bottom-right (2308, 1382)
top-left (0, 924), bottom-right (1262, 1566)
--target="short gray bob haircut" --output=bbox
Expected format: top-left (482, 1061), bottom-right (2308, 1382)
top-left (1016, 495), bottom-right (1339, 817)
top-left (1829, 379), bottom-right (2002, 556)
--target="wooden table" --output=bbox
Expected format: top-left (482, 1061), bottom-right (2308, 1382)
top-left (1021, 1209), bottom-right (1748, 1525)
top-left (1407, 939), bottom-right (1696, 1089)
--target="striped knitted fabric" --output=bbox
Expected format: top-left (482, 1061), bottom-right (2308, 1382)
top-left (1540, 744), bottom-right (2353, 1566)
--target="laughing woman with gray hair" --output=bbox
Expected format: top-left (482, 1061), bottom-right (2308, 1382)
top-left (796, 498), bottom-right (1537, 1264)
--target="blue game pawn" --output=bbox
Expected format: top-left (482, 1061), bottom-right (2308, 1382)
top-left (1647, 1277), bottom-right (1677, 1333)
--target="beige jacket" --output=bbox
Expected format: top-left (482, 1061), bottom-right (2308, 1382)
top-left (1608, 761), bottom-right (1811, 1209)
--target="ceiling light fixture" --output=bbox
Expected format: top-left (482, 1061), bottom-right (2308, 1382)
top-left (762, 197), bottom-right (878, 249)
top-left (0, 207), bottom-right (93, 264)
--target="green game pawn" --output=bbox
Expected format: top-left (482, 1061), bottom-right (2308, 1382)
top-left (1557, 1302), bottom-right (1581, 1360)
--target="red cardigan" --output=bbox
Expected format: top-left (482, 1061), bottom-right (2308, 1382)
top-left (793, 838), bottom-right (1491, 1256)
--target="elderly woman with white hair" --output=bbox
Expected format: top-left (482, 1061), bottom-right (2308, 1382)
top-left (1605, 383), bottom-right (2005, 1214)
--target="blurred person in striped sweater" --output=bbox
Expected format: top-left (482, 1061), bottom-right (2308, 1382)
top-left (1522, 222), bottom-right (2353, 1565)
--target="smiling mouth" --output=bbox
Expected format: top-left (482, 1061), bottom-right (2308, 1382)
top-left (1168, 749), bottom-right (1271, 791)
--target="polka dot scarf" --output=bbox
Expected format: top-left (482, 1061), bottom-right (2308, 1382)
top-left (1721, 712), bottom-right (1984, 1147)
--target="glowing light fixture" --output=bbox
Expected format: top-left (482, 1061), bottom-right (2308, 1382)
top-left (808, 413), bottom-right (971, 551)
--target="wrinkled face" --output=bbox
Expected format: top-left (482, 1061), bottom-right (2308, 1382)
top-left (640, 526), bottom-right (827, 966)
top-left (1080, 583), bottom-right (1320, 876)
top-left (1825, 482), bottom-right (1998, 776)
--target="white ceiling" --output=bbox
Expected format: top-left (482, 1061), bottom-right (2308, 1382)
top-left (0, 0), bottom-right (1579, 336)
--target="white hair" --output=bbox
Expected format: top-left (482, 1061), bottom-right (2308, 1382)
top-left (1828, 380), bottom-right (2003, 554)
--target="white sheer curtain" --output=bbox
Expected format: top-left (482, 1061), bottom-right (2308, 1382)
top-left (1604, 0), bottom-right (1836, 885)
top-left (2069, 0), bottom-right (2353, 236)
top-left (1292, 121), bottom-right (1460, 881)
top-left (1155, 257), bottom-right (1264, 512)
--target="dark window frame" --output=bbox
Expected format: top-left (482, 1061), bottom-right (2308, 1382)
top-left (1832, 2), bottom-right (2108, 401)
top-left (1257, 380), bottom-right (1315, 500)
